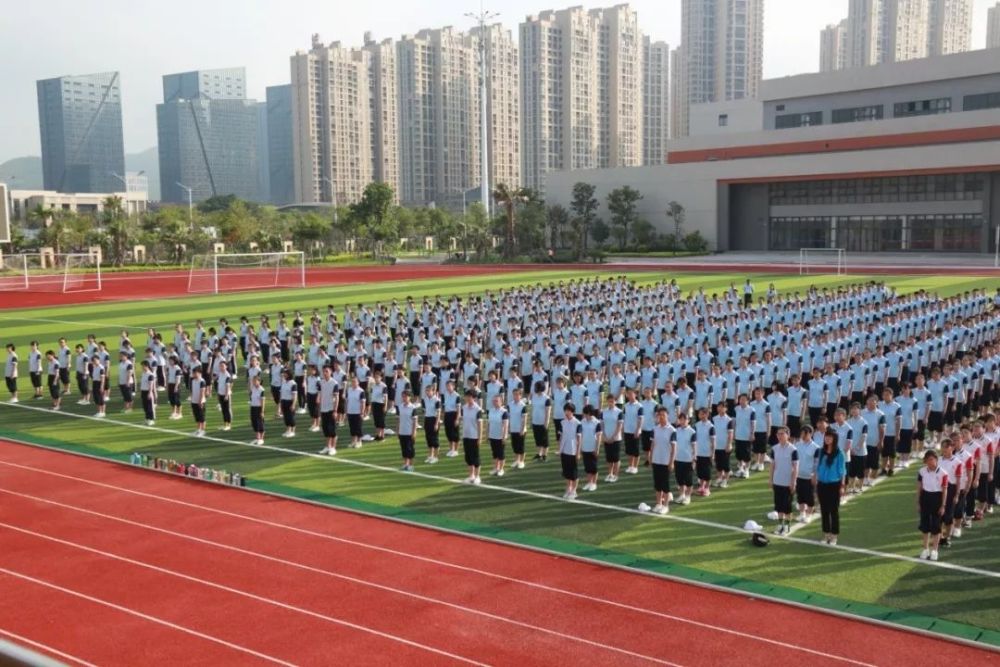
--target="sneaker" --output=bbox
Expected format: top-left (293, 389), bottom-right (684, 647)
top-left (603, 474), bottom-right (614, 483)
top-left (296, 408), bottom-right (307, 414)
top-left (425, 456), bottom-right (438, 464)
top-left (94, 412), bottom-right (105, 418)
top-left (962, 519), bottom-right (972, 529)
top-left (9, 397), bottom-right (18, 404)
top-left (565, 490), bottom-right (576, 500)
top-left (988, 506), bottom-right (994, 514)
top-left (472, 477), bottom-right (482, 486)
top-left (309, 425), bottom-right (321, 432)
top-left (77, 399), bottom-right (89, 405)
top-left (361, 434), bottom-right (375, 442)
top-left (681, 495), bottom-right (691, 506)
top-left (797, 513), bottom-right (808, 523)
top-left (607, 475), bottom-right (618, 483)
top-left (829, 536), bottom-right (838, 546)
top-left (446, 450), bottom-right (459, 458)
top-left (919, 548), bottom-right (930, 560)
top-left (626, 466), bottom-right (638, 475)
top-left (400, 464), bottom-right (413, 472)
top-left (464, 476), bottom-right (476, 484)
top-left (496, 469), bottom-right (505, 477)
top-left (953, 527), bottom-right (963, 537)
top-left (489, 469), bottom-right (499, 477)
top-left (52, 405), bottom-right (60, 411)
top-left (653, 504), bottom-right (669, 515)
top-left (710, 479), bottom-right (720, 488)
top-left (720, 479), bottom-right (729, 489)
top-left (281, 432), bottom-right (294, 438)
top-left (327, 448), bottom-right (337, 456)
top-left (383, 428), bottom-right (395, 435)
top-left (319, 445), bottom-right (332, 453)
top-left (514, 461), bottom-right (525, 470)
top-left (929, 550), bottom-right (939, 562)
top-left (221, 425), bottom-right (231, 432)
top-left (533, 454), bottom-right (542, 461)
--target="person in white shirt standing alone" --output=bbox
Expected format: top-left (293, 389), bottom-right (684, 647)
top-left (770, 427), bottom-right (799, 535)
top-left (917, 450), bottom-right (947, 561)
top-left (5, 344), bottom-right (19, 403)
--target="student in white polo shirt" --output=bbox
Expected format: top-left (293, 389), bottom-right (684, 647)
top-left (508, 387), bottom-right (528, 470)
top-left (396, 391), bottom-right (419, 472)
top-left (248, 374), bottom-right (266, 445)
top-left (461, 390), bottom-right (484, 485)
top-left (770, 427), bottom-right (799, 535)
top-left (215, 361), bottom-right (234, 431)
top-left (649, 407), bottom-right (676, 515)
top-left (601, 394), bottom-right (624, 483)
top-left (344, 376), bottom-right (367, 449)
top-left (189, 366), bottom-right (207, 436)
top-left (138, 360), bottom-right (157, 426)
top-left (558, 404), bottom-right (582, 500)
top-left (5, 344), bottom-right (19, 403)
top-left (672, 412), bottom-right (696, 505)
top-left (317, 366), bottom-right (340, 456)
top-left (279, 369), bottom-right (298, 438)
top-left (794, 425), bottom-right (820, 523)
top-left (487, 394), bottom-right (509, 478)
top-left (917, 449), bottom-right (947, 561)
top-left (578, 405), bottom-right (603, 492)
top-left (530, 381), bottom-right (552, 462)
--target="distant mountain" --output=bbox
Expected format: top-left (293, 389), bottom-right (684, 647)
top-left (0, 147), bottom-right (161, 200)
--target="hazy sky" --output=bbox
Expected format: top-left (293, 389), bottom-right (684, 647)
top-left (0, 0), bottom-right (995, 162)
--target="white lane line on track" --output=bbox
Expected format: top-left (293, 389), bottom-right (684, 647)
top-left (0, 459), bottom-right (881, 667)
top-left (0, 522), bottom-right (489, 667)
top-left (0, 568), bottom-right (297, 667)
top-left (3, 401), bottom-right (998, 581)
top-left (0, 488), bottom-right (682, 666)
top-left (0, 629), bottom-right (99, 667)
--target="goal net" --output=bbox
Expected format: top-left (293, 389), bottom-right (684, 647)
top-left (0, 252), bottom-right (102, 292)
top-left (187, 252), bottom-right (306, 294)
top-left (799, 248), bottom-right (847, 275)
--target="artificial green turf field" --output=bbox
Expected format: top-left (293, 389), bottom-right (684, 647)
top-left (1, 269), bottom-right (999, 645)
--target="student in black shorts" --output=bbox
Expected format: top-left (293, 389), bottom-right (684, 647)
top-left (917, 450), bottom-right (946, 561)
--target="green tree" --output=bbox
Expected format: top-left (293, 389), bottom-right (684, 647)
top-left (197, 194), bottom-right (239, 214)
top-left (547, 204), bottom-right (569, 250)
top-left (515, 195), bottom-right (546, 256)
top-left (666, 201), bottom-right (686, 256)
top-left (631, 219), bottom-right (656, 249)
top-left (569, 182), bottom-right (599, 260)
top-left (146, 207), bottom-right (192, 263)
top-left (463, 202), bottom-right (491, 258)
top-left (349, 182), bottom-right (398, 257)
top-left (590, 218), bottom-right (611, 247)
top-left (291, 213), bottom-right (331, 258)
top-left (100, 195), bottom-right (132, 266)
top-left (212, 200), bottom-right (257, 249)
top-left (606, 186), bottom-right (643, 250)
top-left (493, 183), bottom-right (530, 260)
top-left (27, 204), bottom-right (53, 230)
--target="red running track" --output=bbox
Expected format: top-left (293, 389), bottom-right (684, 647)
top-left (0, 441), bottom-right (996, 666)
top-left (7, 261), bottom-right (997, 310)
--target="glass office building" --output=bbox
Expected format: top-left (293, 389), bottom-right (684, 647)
top-left (157, 68), bottom-right (260, 204)
top-left (265, 85), bottom-right (294, 205)
top-left (36, 72), bottom-right (126, 194)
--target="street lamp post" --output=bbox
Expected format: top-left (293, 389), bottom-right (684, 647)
top-left (175, 182), bottom-right (194, 228)
top-left (465, 3), bottom-right (498, 220)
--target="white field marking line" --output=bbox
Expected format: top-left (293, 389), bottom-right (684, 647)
top-left (0, 462), bottom-right (928, 667)
top-left (0, 628), bottom-right (99, 667)
top-left (0, 489), bottom-right (681, 667)
top-left (3, 402), bottom-right (999, 580)
top-left (0, 314), bottom-right (141, 330)
top-left (0, 523), bottom-right (487, 667)
top-left (0, 568), bottom-right (297, 667)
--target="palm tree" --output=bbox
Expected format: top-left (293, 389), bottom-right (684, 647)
top-left (492, 183), bottom-right (529, 261)
top-left (27, 204), bottom-right (52, 229)
top-left (102, 196), bottom-right (130, 266)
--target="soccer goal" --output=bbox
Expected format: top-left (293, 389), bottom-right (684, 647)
top-left (187, 251), bottom-right (306, 294)
top-left (0, 252), bottom-right (102, 292)
top-left (798, 248), bottom-right (847, 275)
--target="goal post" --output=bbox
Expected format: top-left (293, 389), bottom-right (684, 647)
top-left (187, 251), bottom-right (306, 294)
top-left (0, 252), bottom-right (102, 292)
top-left (799, 248), bottom-right (847, 275)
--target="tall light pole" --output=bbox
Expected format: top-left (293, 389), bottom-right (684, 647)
top-left (175, 182), bottom-right (194, 228)
top-left (466, 3), bottom-right (497, 220)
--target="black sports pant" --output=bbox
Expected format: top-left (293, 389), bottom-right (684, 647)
top-left (817, 482), bottom-right (841, 535)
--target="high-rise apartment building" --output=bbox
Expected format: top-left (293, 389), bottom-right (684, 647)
top-left (265, 85), bottom-right (294, 206)
top-left (469, 24), bottom-right (520, 193)
top-left (643, 38), bottom-right (670, 165)
top-left (157, 67), bottom-right (260, 204)
top-left (819, 20), bottom-right (849, 72)
top-left (36, 71), bottom-right (126, 194)
top-left (675, 0), bottom-right (764, 138)
top-left (290, 35), bottom-right (399, 206)
top-left (519, 5), bottom-right (644, 192)
top-left (840, 0), bottom-right (970, 68)
top-left (397, 27), bottom-right (480, 207)
top-left (669, 46), bottom-right (685, 142)
top-left (927, 0), bottom-right (972, 55)
top-left (987, 2), bottom-right (1000, 49)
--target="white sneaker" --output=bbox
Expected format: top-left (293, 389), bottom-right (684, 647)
top-left (720, 479), bottom-right (729, 488)
top-left (607, 475), bottom-right (618, 483)
top-left (464, 476), bottom-right (476, 484)
top-left (919, 548), bottom-right (930, 560)
top-left (282, 432), bottom-right (294, 438)
top-left (94, 412), bottom-right (105, 418)
top-left (514, 461), bottom-right (525, 470)
top-left (361, 434), bottom-right (375, 442)
top-left (681, 495), bottom-right (691, 506)
top-left (384, 428), bottom-right (395, 435)
top-left (472, 477), bottom-right (482, 486)
top-left (489, 469), bottom-right (499, 476)
top-left (446, 450), bottom-right (459, 458)
top-left (309, 425), bottom-right (321, 432)
top-left (296, 408), bottom-right (307, 414)
top-left (584, 482), bottom-right (597, 492)
top-left (220, 425), bottom-right (231, 432)
top-left (953, 527), bottom-right (962, 538)
top-left (9, 397), bottom-right (18, 403)
top-left (496, 469), bottom-right (504, 477)
top-left (653, 504), bottom-right (669, 515)
top-left (77, 399), bottom-right (89, 405)
top-left (829, 536), bottom-right (838, 546)
top-left (565, 490), bottom-right (577, 500)
top-left (327, 448), bottom-right (337, 456)
top-left (604, 474), bottom-right (614, 482)
top-left (351, 442), bottom-right (362, 449)
top-left (626, 466), bottom-right (638, 475)
top-left (195, 430), bottom-right (205, 438)
top-left (929, 550), bottom-right (939, 561)
top-left (145, 420), bottom-right (154, 426)
top-left (52, 405), bottom-right (60, 411)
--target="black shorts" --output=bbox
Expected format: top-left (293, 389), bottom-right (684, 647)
top-left (735, 440), bottom-right (751, 462)
top-left (919, 490), bottom-right (943, 534)
top-left (752, 432), bottom-right (768, 454)
top-left (582, 451), bottom-right (598, 475)
top-left (882, 436), bottom-right (896, 458)
top-left (674, 461), bottom-right (693, 487)
top-left (652, 463), bottom-right (671, 493)
top-left (604, 441), bottom-right (621, 463)
top-left (928, 411), bottom-right (944, 433)
top-left (59, 367), bottom-right (69, 385)
top-left (270, 386), bottom-right (281, 404)
top-left (532, 423), bottom-right (549, 449)
top-left (696, 456), bottom-right (712, 482)
top-left (119, 384), bottom-right (134, 403)
top-left (897, 429), bottom-right (913, 454)
top-left (641, 431), bottom-right (653, 452)
top-left (167, 387), bottom-right (181, 408)
top-left (795, 478), bottom-right (815, 507)
top-left (445, 413), bottom-right (460, 442)
top-left (943, 483), bottom-right (959, 524)
top-left (865, 446), bottom-right (880, 471)
top-left (321, 411), bottom-right (337, 439)
top-left (489, 438), bottom-right (506, 461)
top-left (348, 413), bottom-right (362, 437)
top-left (848, 455), bottom-right (866, 479)
top-left (773, 485), bottom-right (793, 514)
top-left (915, 420), bottom-right (926, 440)
top-left (511, 433), bottom-right (525, 455)
top-left (463, 438), bottom-right (481, 467)
top-left (714, 449), bottom-right (731, 472)
top-left (561, 453), bottom-right (578, 481)
top-left (787, 415), bottom-right (802, 438)
top-left (624, 433), bottom-right (640, 457)
top-left (48, 379), bottom-right (60, 399)
top-left (30, 372), bottom-right (42, 389)
top-left (191, 402), bottom-right (206, 423)
top-left (91, 381), bottom-right (104, 406)
top-left (399, 434), bottom-right (415, 460)
top-left (554, 418), bottom-right (563, 440)
top-left (768, 427), bottom-right (781, 447)
top-left (978, 473), bottom-right (992, 503)
top-left (307, 394), bottom-right (320, 419)
top-left (424, 417), bottom-right (440, 448)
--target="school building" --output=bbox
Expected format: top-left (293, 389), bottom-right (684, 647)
top-left (545, 48), bottom-right (1000, 254)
